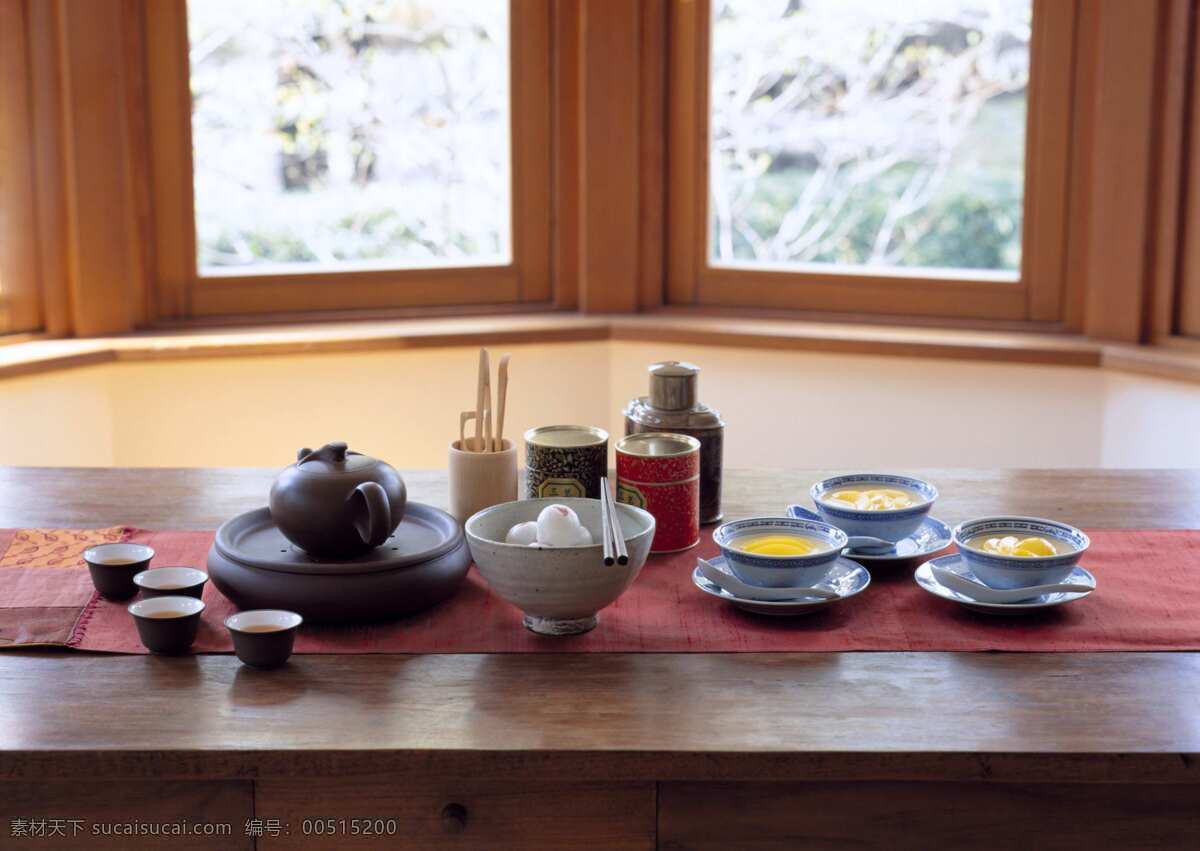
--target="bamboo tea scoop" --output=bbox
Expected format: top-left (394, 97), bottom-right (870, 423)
top-left (495, 353), bottom-right (510, 452)
top-left (475, 348), bottom-right (490, 452)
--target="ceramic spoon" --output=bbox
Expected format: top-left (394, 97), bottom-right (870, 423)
top-left (698, 558), bottom-right (840, 601)
top-left (930, 563), bottom-right (1095, 604)
top-left (787, 506), bottom-right (895, 552)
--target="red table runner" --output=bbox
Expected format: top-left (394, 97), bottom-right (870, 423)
top-left (0, 526), bottom-right (1197, 653)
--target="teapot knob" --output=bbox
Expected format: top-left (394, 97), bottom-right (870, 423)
top-left (297, 441), bottom-right (349, 465)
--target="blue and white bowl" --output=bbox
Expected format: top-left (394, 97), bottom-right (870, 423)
top-left (808, 474), bottom-right (937, 543)
top-left (713, 517), bottom-right (848, 588)
top-left (952, 516), bottom-right (1089, 590)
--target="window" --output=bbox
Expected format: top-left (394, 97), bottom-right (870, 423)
top-left (668, 0), bottom-right (1076, 321)
top-left (189, 0), bottom-right (511, 274)
top-left (146, 0), bottom-right (550, 318)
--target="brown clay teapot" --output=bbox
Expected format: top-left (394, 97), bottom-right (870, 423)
top-left (269, 442), bottom-right (407, 558)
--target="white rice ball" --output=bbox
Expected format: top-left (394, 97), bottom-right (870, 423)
top-left (571, 525), bottom-right (593, 546)
top-left (505, 521), bottom-right (539, 546)
top-left (536, 504), bottom-right (584, 547)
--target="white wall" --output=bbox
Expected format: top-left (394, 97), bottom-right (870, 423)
top-left (0, 340), bottom-right (1197, 469)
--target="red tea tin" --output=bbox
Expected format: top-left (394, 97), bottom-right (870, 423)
top-left (615, 432), bottom-right (701, 553)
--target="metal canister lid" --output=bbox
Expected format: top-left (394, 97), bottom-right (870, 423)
top-left (648, 361), bottom-right (699, 411)
top-left (524, 424), bottom-right (609, 448)
top-left (616, 432), bottom-right (700, 457)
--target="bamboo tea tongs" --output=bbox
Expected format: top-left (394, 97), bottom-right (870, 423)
top-left (468, 348), bottom-right (511, 452)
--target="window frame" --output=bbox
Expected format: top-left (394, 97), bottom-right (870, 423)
top-left (665, 0), bottom-right (1080, 324)
top-left (143, 0), bottom-right (552, 321)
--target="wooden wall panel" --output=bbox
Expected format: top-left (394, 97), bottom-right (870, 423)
top-left (1082, 0), bottom-right (1163, 342)
top-left (1060, 0), bottom-right (1099, 333)
top-left (143, 0), bottom-right (193, 320)
top-left (1174, 2), bottom-right (1200, 337)
top-left (577, 0), bottom-right (641, 313)
top-left (0, 0), bottom-right (44, 334)
top-left (665, 0), bottom-right (702, 307)
top-left (1147, 0), bottom-right (1193, 339)
top-left (637, 0), bottom-right (667, 310)
top-left (56, 0), bottom-right (145, 335)
top-left (552, 0), bottom-right (581, 310)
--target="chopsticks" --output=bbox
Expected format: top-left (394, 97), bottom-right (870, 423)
top-left (466, 349), bottom-right (510, 452)
top-left (600, 477), bottom-right (628, 566)
top-left (600, 477), bottom-right (615, 566)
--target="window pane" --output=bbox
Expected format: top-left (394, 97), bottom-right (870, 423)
top-left (709, 0), bottom-right (1030, 277)
top-left (188, 0), bottom-right (510, 273)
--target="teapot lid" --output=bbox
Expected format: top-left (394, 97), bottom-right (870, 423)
top-left (293, 442), bottom-right (379, 475)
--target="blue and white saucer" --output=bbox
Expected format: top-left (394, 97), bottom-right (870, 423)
top-left (692, 555), bottom-right (870, 616)
top-left (915, 554), bottom-right (1096, 615)
top-left (786, 506), bottom-right (951, 565)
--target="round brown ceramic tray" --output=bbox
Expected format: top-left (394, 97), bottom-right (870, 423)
top-left (214, 504), bottom-right (461, 574)
top-left (207, 503), bottom-right (470, 623)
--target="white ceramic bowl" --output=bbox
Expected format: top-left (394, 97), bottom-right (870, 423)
top-left (952, 516), bottom-right (1089, 590)
top-left (465, 497), bottom-right (655, 635)
top-left (807, 474), bottom-right (937, 543)
top-left (713, 516), bottom-right (847, 587)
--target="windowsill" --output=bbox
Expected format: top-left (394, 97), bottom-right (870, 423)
top-left (2, 311), bottom-right (1188, 382)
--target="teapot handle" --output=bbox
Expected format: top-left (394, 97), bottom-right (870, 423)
top-left (351, 481), bottom-right (391, 548)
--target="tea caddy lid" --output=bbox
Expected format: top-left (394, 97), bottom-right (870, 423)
top-left (648, 361), bottom-right (699, 410)
top-left (616, 432), bottom-right (701, 457)
top-left (626, 362), bottom-right (723, 430)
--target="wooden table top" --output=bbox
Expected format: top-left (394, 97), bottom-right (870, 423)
top-left (1, 466), bottom-right (1198, 783)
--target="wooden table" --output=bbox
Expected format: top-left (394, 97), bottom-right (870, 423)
top-left (0, 467), bottom-right (1197, 849)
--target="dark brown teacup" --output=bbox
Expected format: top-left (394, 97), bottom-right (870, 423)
top-left (134, 566), bottom-right (208, 599)
top-left (225, 610), bottom-right (302, 669)
top-left (84, 543), bottom-right (155, 600)
top-left (128, 595), bottom-right (204, 654)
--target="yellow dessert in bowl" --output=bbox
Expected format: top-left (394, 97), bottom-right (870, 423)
top-left (730, 533), bottom-right (832, 557)
top-left (968, 534), bottom-right (1069, 558)
top-left (823, 488), bottom-right (921, 512)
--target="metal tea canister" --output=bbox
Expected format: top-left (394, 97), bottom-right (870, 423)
top-left (524, 425), bottom-right (609, 500)
top-left (615, 432), bottom-right (701, 553)
top-left (623, 361), bottom-right (725, 524)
